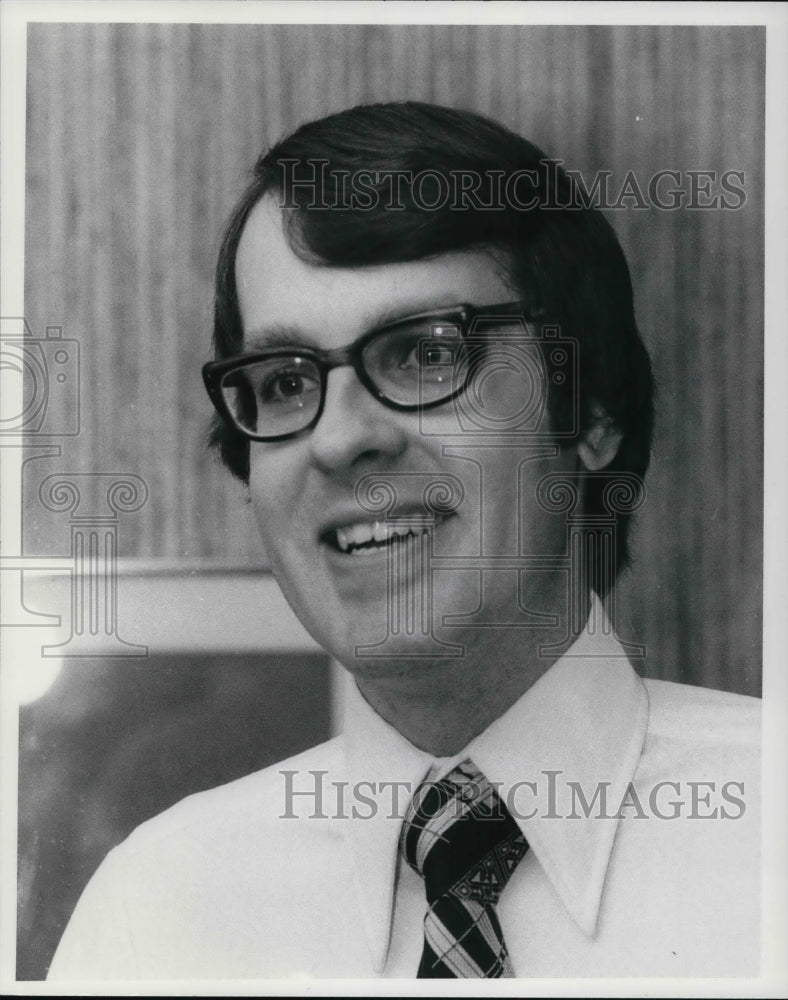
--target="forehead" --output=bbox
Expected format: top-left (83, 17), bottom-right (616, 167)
top-left (234, 197), bottom-right (516, 348)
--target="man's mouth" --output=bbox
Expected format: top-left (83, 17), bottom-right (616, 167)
top-left (321, 516), bottom-right (449, 556)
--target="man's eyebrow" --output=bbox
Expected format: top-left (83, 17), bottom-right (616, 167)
top-left (370, 298), bottom-right (466, 329)
top-left (243, 298), bottom-right (467, 352)
top-left (244, 325), bottom-right (320, 351)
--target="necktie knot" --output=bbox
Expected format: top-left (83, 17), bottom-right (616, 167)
top-left (401, 759), bottom-right (528, 977)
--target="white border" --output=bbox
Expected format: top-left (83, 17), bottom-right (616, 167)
top-left (1, 0), bottom-right (785, 27)
top-left (1, 2), bottom-right (786, 997)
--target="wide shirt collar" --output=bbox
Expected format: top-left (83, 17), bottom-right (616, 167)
top-left (342, 596), bottom-right (650, 972)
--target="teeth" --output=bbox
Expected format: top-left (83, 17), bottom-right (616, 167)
top-left (331, 520), bottom-right (433, 554)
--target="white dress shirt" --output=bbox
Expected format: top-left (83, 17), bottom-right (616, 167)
top-left (49, 599), bottom-right (761, 980)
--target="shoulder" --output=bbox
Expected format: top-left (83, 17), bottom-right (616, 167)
top-left (49, 736), bottom-right (353, 978)
top-left (636, 678), bottom-right (760, 802)
top-left (609, 681), bottom-right (761, 960)
top-left (117, 734), bottom-right (347, 863)
top-left (642, 677), bottom-right (760, 747)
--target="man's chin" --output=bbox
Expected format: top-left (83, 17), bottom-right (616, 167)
top-left (333, 629), bottom-right (466, 682)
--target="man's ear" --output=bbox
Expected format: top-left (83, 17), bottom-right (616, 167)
top-left (577, 406), bottom-right (623, 471)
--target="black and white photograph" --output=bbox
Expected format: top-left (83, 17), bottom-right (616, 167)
top-left (1, 1), bottom-right (786, 994)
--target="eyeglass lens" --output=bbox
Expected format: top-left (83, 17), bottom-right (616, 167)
top-left (219, 318), bottom-right (469, 438)
top-left (221, 355), bottom-right (323, 437)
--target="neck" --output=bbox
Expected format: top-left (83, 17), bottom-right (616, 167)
top-left (352, 584), bottom-right (591, 756)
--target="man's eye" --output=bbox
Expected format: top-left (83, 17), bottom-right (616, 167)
top-left (258, 368), bottom-right (319, 404)
top-left (423, 344), bottom-right (456, 367)
top-left (393, 333), bottom-right (455, 371)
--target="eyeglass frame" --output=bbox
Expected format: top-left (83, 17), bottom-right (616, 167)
top-left (202, 299), bottom-right (538, 442)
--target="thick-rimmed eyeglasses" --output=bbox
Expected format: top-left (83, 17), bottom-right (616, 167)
top-left (202, 300), bottom-right (535, 442)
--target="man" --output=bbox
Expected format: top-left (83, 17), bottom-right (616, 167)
top-left (49, 102), bottom-right (760, 979)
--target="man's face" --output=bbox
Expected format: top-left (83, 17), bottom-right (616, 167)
top-left (235, 198), bottom-right (578, 678)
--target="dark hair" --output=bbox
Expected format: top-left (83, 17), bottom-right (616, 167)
top-left (210, 101), bottom-right (654, 593)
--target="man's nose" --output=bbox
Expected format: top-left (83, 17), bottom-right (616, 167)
top-left (307, 366), bottom-right (408, 474)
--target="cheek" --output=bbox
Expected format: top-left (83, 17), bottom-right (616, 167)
top-left (247, 450), bottom-right (293, 543)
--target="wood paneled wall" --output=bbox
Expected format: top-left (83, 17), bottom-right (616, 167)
top-left (23, 24), bottom-right (764, 694)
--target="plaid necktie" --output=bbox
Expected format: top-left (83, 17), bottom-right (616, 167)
top-left (401, 759), bottom-right (528, 978)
